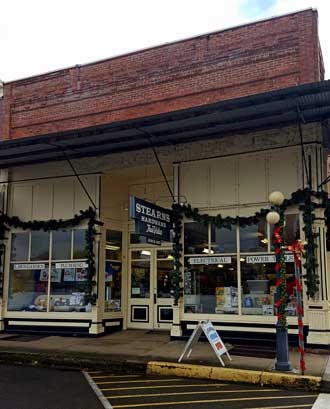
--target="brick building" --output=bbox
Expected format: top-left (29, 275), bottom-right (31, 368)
top-left (0, 9), bottom-right (330, 346)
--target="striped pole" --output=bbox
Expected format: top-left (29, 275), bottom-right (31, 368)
top-left (289, 241), bottom-right (305, 375)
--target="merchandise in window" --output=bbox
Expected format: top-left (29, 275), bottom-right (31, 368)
top-left (8, 229), bottom-right (90, 313)
top-left (184, 257), bottom-right (238, 314)
top-left (241, 255), bottom-right (298, 316)
top-left (105, 230), bottom-right (122, 312)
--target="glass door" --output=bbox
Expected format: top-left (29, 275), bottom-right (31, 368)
top-left (154, 249), bottom-right (173, 329)
top-left (128, 247), bottom-right (173, 329)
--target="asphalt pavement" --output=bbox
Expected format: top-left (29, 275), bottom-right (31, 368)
top-left (85, 370), bottom-right (319, 409)
top-left (0, 364), bottom-right (103, 409)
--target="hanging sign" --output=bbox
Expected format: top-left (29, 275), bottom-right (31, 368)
top-left (130, 196), bottom-right (172, 242)
top-left (14, 263), bottom-right (45, 270)
top-left (246, 254), bottom-right (294, 264)
top-left (178, 320), bottom-right (232, 367)
top-left (188, 256), bottom-right (231, 265)
top-left (55, 262), bottom-right (88, 269)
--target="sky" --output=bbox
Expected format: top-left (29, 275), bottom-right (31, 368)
top-left (1, 0), bottom-right (330, 82)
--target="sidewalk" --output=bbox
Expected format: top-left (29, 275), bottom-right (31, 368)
top-left (0, 329), bottom-right (328, 389)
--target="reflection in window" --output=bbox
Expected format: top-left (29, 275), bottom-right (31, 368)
top-left (8, 265), bottom-right (48, 311)
top-left (30, 232), bottom-right (50, 260)
top-left (184, 222), bottom-right (208, 254)
top-left (73, 230), bottom-right (87, 259)
top-left (52, 231), bottom-right (71, 260)
top-left (240, 221), bottom-right (268, 252)
top-left (284, 214), bottom-right (300, 245)
top-left (131, 259), bottom-right (150, 298)
top-left (211, 226), bottom-right (237, 253)
top-left (184, 257), bottom-right (238, 314)
top-left (11, 232), bottom-right (29, 261)
top-left (105, 230), bottom-right (122, 312)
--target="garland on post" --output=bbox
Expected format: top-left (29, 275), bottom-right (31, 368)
top-left (0, 207), bottom-right (103, 303)
top-left (274, 210), bottom-right (288, 329)
top-left (170, 188), bottom-right (328, 305)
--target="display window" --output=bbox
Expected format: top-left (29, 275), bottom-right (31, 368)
top-left (183, 213), bottom-right (301, 317)
top-left (105, 230), bottom-right (122, 312)
top-left (8, 229), bottom-right (90, 313)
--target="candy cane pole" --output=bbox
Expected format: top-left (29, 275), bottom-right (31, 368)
top-left (290, 241), bottom-right (305, 375)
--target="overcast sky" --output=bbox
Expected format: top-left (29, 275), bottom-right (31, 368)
top-left (1, 0), bottom-right (330, 82)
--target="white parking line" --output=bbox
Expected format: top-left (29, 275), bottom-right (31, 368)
top-left (83, 371), bottom-right (113, 409)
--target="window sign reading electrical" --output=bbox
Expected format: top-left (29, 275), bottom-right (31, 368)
top-left (188, 256), bottom-right (232, 265)
top-left (130, 196), bottom-right (172, 242)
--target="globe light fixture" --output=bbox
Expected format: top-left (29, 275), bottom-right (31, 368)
top-left (266, 211), bottom-right (280, 225)
top-left (269, 191), bottom-right (285, 206)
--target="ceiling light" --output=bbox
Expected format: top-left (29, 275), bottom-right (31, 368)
top-left (218, 264), bottom-right (224, 268)
top-left (141, 250), bottom-right (151, 256)
top-left (202, 248), bottom-right (214, 254)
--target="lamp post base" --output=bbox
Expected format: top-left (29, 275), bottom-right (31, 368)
top-left (275, 323), bottom-right (292, 372)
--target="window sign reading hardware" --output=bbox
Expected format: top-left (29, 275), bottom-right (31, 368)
top-left (130, 196), bottom-right (172, 242)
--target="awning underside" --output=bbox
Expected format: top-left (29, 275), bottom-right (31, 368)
top-left (1, 80), bottom-right (330, 168)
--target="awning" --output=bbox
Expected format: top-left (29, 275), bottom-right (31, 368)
top-left (1, 79), bottom-right (330, 168)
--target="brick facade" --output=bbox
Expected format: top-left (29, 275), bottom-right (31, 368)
top-left (1, 9), bottom-right (324, 141)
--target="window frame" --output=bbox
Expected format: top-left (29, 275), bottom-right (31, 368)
top-left (6, 228), bottom-right (89, 314)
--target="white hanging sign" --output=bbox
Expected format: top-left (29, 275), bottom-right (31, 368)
top-left (14, 263), bottom-right (45, 270)
top-left (178, 320), bottom-right (232, 367)
top-left (55, 262), bottom-right (88, 269)
top-left (246, 254), bottom-right (294, 264)
top-left (188, 256), bottom-right (232, 265)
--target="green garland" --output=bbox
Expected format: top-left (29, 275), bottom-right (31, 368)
top-left (170, 188), bottom-right (327, 304)
top-left (0, 207), bottom-right (103, 304)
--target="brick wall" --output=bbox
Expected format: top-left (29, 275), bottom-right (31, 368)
top-left (1, 9), bottom-right (324, 141)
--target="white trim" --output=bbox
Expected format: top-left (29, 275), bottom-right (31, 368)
top-left (7, 320), bottom-right (90, 327)
top-left (104, 321), bottom-right (121, 327)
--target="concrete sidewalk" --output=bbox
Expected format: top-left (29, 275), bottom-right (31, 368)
top-left (0, 329), bottom-right (328, 389)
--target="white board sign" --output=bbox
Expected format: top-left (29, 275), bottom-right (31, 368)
top-left (14, 263), bottom-right (45, 270)
top-left (188, 256), bottom-right (232, 265)
top-left (178, 320), bottom-right (231, 366)
top-left (246, 254), bottom-right (294, 264)
top-left (55, 262), bottom-right (88, 269)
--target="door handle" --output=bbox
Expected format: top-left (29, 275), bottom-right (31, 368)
top-left (154, 294), bottom-right (157, 304)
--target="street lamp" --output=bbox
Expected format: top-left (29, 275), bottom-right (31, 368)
top-left (267, 191), bottom-right (292, 372)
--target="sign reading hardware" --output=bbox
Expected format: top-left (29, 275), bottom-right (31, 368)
top-left (130, 196), bottom-right (172, 242)
top-left (14, 263), bottom-right (45, 270)
top-left (188, 256), bottom-right (232, 265)
top-left (178, 320), bottom-right (231, 367)
top-left (55, 262), bottom-right (88, 269)
top-left (246, 254), bottom-right (294, 264)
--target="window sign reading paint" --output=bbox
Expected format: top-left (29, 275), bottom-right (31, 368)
top-left (130, 196), bottom-right (172, 242)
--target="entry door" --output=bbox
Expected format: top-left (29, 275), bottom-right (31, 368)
top-left (128, 247), bottom-right (173, 329)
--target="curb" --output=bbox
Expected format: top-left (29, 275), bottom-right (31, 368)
top-left (0, 350), bottom-right (324, 391)
top-left (147, 361), bottom-right (322, 391)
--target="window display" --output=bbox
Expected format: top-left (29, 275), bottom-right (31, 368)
top-left (183, 213), bottom-right (301, 317)
top-left (241, 256), bottom-right (297, 316)
top-left (184, 257), bottom-right (238, 314)
top-left (105, 230), bottom-right (122, 312)
top-left (8, 229), bottom-right (89, 313)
